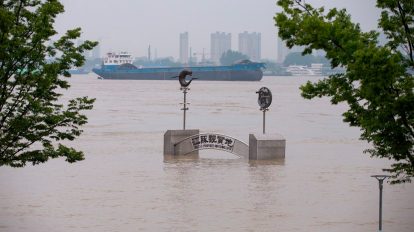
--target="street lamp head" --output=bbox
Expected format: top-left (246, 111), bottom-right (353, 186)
top-left (371, 175), bottom-right (391, 181)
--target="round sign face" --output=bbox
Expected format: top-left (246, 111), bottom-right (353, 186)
top-left (256, 87), bottom-right (272, 109)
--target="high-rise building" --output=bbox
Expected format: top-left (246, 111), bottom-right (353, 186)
top-left (210, 32), bottom-right (231, 64)
top-left (91, 42), bottom-right (101, 59)
top-left (238, 31), bottom-right (261, 61)
top-left (277, 35), bottom-right (289, 63)
top-left (179, 32), bottom-right (189, 64)
top-left (148, 44), bottom-right (151, 61)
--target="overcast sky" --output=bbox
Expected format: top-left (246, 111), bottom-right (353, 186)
top-left (56, 0), bottom-right (381, 60)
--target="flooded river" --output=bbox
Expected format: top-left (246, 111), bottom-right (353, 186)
top-left (0, 75), bottom-right (413, 232)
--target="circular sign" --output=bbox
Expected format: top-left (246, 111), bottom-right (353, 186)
top-left (256, 87), bottom-right (272, 109)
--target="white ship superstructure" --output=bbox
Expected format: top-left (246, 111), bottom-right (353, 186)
top-left (286, 63), bottom-right (323, 76)
top-left (103, 52), bottom-right (134, 66)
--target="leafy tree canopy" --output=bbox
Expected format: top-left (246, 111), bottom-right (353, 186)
top-left (275, 0), bottom-right (414, 183)
top-left (220, 50), bottom-right (249, 66)
top-left (0, 0), bottom-right (97, 167)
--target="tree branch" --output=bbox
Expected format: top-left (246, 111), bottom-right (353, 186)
top-left (294, 0), bottom-right (312, 15)
top-left (397, 0), bottom-right (414, 66)
top-left (400, 110), bottom-right (414, 140)
top-left (0, 29), bottom-right (41, 112)
top-left (15, 0), bottom-right (24, 26)
top-left (0, 80), bottom-right (33, 129)
top-left (3, 115), bottom-right (75, 159)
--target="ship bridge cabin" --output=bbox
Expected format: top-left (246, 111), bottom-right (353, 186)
top-left (103, 52), bottom-right (134, 66)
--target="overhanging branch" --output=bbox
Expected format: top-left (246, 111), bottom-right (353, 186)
top-left (397, 0), bottom-right (414, 66)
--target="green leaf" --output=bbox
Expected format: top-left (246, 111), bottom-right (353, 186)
top-left (0, 0), bottom-right (96, 167)
top-left (275, 0), bottom-right (414, 184)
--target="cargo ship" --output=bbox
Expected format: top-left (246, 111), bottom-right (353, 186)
top-left (92, 52), bottom-right (265, 81)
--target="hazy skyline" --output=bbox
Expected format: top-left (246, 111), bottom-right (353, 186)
top-left (56, 0), bottom-right (381, 60)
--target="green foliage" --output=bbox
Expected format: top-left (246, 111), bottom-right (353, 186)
top-left (220, 50), bottom-right (249, 66)
top-left (0, 0), bottom-right (97, 167)
top-left (275, 0), bottom-right (414, 183)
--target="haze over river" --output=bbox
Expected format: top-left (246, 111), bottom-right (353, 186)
top-left (1, 75), bottom-right (413, 232)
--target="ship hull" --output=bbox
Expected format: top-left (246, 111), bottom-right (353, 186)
top-left (92, 62), bottom-right (265, 81)
top-left (93, 69), bottom-right (262, 81)
top-left (69, 69), bottom-right (89, 75)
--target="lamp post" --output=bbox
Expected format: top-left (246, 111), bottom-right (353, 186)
top-left (261, 108), bottom-right (269, 134)
top-left (174, 69), bottom-right (196, 130)
top-left (371, 175), bottom-right (390, 232)
top-left (181, 87), bottom-right (189, 130)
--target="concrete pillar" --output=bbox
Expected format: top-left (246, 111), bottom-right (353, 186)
top-left (164, 129), bottom-right (199, 156)
top-left (249, 133), bottom-right (285, 160)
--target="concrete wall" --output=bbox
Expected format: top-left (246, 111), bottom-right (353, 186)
top-left (164, 130), bottom-right (286, 160)
top-left (249, 133), bottom-right (285, 160)
top-left (164, 129), bottom-right (199, 156)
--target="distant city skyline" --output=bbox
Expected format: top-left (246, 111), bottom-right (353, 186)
top-left (239, 32), bottom-right (261, 61)
top-left (210, 32), bottom-right (231, 64)
top-left (179, 32), bottom-right (189, 63)
top-left (56, 0), bottom-right (380, 60)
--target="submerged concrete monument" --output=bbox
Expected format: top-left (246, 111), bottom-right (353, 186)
top-left (249, 134), bottom-right (285, 160)
top-left (249, 87), bottom-right (286, 160)
top-left (164, 73), bottom-right (285, 160)
top-left (164, 70), bottom-right (199, 156)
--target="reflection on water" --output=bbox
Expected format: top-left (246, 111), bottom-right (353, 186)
top-left (0, 75), bottom-right (413, 232)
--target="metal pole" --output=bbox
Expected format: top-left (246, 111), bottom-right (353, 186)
top-left (262, 108), bottom-right (268, 134)
top-left (181, 87), bottom-right (188, 130)
top-left (371, 175), bottom-right (389, 232)
top-left (379, 179), bottom-right (383, 231)
top-left (263, 109), bottom-right (266, 134)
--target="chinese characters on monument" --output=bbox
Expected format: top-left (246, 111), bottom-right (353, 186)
top-left (191, 134), bottom-right (235, 152)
